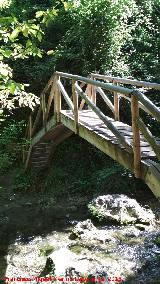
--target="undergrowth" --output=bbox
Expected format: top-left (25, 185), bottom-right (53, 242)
top-left (12, 136), bottom-right (146, 200)
top-left (0, 120), bottom-right (26, 173)
top-left (42, 136), bottom-right (140, 198)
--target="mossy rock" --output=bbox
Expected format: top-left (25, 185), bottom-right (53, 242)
top-left (154, 236), bottom-right (160, 247)
top-left (88, 204), bottom-right (105, 223)
top-left (69, 244), bottom-right (83, 254)
top-left (39, 244), bottom-right (55, 256)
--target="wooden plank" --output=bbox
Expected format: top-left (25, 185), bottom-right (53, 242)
top-left (132, 90), bottom-right (160, 122)
top-left (72, 80), bottom-right (79, 134)
top-left (86, 84), bottom-right (92, 99)
top-left (144, 159), bottom-right (160, 173)
top-left (79, 98), bottom-right (86, 110)
top-left (118, 93), bottom-right (152, 115)
top-left (131, 94), bottom-right (141, 178)
top-left (91, 84), bottom-right (96, 105)
top-left (75, 83), bottom-right (133, 153)
top-left (114, 92), bottom-right (119, 121)
top-left (79, 82), bottom-right (86, 89)
top-left (86, 84), bottom-right (92, 110)
top-left (31, 116), bottom-right (56, 147)
top-left (41, 74), bottom-right (55, 95)
top-left (138, 118), bottom-right (160, 160)
top-left (142, 159), bottom-right (160, 198)
top-left (79, 82), bottom-right (88, 110)
top-left (56, 77), bottom-right (61, 123)
top-left (31, 105), bottom-right (42, 137)
top-left (62, 110), bottom-right (157, 155)
top-left (57, 79), bottom-right (74, 111)
top-left (55, 71), bottom-right (132, 96)
top-left (54, 78), bottom-right (58, 123)
top-left (96, 87), bottom-right (114, 113)
top-left (79, 84), bottom-right (90, 110)
top-left (25, 144), bottom-right (32, 170)
top-left (113, 81), bottom-right (119, 121)
top-left (45, 83), bottom-right (55, 123)
top-left (91, 73), bottom-right (160, 90)
top-left (42, 94), bottom-right (47, 129)
top-left (69, 116), bottom-right (155, 156)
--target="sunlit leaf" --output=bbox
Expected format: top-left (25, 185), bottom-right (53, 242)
top-left (22, 28), bottom-right (29, 37)
top-left (26, 39), bottom-right (32, 48)
top-left (37, 32), bottom-right (42, 42)
top-left (9, 83), bottom-right (16, 95)
top-left (36, 11), bottom-right (44, 18)
top-left (10, 28), bottom-right (20, 40)
top-left (3, 49), bottom-right (12, 58)
top-left (47, 50), bottom-right (54, 55)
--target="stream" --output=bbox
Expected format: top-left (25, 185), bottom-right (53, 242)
top-left (0, 173), bottom-right (160, 284)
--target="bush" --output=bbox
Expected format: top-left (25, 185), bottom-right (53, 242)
top-left (0, 120), bottom-right (25, 172)
top-left (12, 168), bottom-right (38, 192)
top-left (0, 152), bottom-right (13, 173)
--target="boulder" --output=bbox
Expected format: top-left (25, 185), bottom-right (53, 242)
top-left (48, 248), bottom-right (108, 283)
top-left (88, 194), bottom-right (155, 225)
top-left (69, 219), bottom-right (114, 244)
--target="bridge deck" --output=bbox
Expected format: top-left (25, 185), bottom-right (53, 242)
top-left (61, 110), bottom-right (159, 159)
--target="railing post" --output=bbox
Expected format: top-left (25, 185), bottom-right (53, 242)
top-left (87, 84), bottom-right (92, 99)
top-left (72, 80), bottom-right (79, 134)
top-left (54, 84), bottom-right (57, 123)
top-left (42, 94), bottom-right (47, 129)
top-left (113, 81), bottom-right (119, 121)
top-left (87, 84), bottom-right (92, 110)
top-left (131, 92), bottom-right (141, 178)
top-left (56, 76), bottom-right (61, 123)
top-left (54, 75), bottom-right (61, 123)
top-left (92, 85), bottom-right (96, 105)
top-left (91, 76), bottom-right (96, 105)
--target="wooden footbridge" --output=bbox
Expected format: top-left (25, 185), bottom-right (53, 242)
top-left (24, 72), bottom-right (160, 198)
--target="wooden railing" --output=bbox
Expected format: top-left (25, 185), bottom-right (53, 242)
top-left (91, 73), bottom-right (160, 121)
top-left (25, 71), bottom-right (160, 178)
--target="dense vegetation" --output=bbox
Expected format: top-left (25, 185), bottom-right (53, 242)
top-left (0, 0), bottom-right (160, 178)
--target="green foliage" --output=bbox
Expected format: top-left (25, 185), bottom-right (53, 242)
top-left (54, 0), bottom-right (136, 75)
top-left (1, 0), bottom-right (160, 193)
top-left (1, 0), bottom-right (159, 111)
top-left (0, 120), bottom-right (25, 172)
top-left (12, 168), bottom-right (39, 192)
top-left (0, 0), bottom-right (60, 110)
top-left (43, 167), bottom-right (69, 198)
top-left (124, 0), bottom-right (160, 81)
top-left (12, 171), bottom-right (31, 191)
top-left (88, 204), bottom-right (105, 222)
top-left (0, 120), bottom-right (24, 147)
top-left (0, 152), bottom-right (13, 172)
top-left (154, 236), bottom-right (160, 247)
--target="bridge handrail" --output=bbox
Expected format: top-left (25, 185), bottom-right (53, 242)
top-left (91, 73), bottom-right (160, 90)
top-left (55, 72), bottom-right (160, 122)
